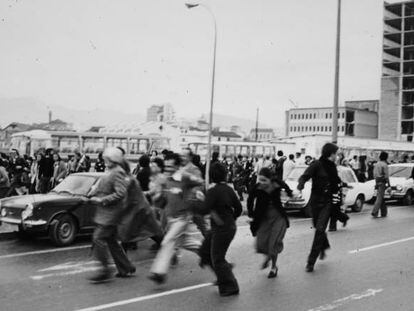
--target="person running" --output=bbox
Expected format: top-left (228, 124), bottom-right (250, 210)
top-left (199, 163), bottom-right (242, 297)
top-left (248, 167), bottom-right (292, 278)
top-left (371, 152), bottom-right (390, 218)
top-left (297, 143), bottom-right (342, 273)
top-left (148, 153), bottom-right (202, 284)
top-left (88, 147), bottom-right (135, 283)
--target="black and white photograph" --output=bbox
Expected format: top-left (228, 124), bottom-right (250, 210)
top-left (0, 0), bottom-right (414, 310)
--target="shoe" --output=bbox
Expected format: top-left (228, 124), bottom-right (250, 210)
top-left (220, 290), bottom-right (239, 297)
top-left (371, 213), bottom-right (378, 218)
top-left (115, 267), bottom-right (136, 278)
top-left (268, 267), bottom-right (278, 279)
top-left (88, 270), bottom-right (113, 283)
top-left (148, 273), bottom-right (166, 285)
top-left (319, 250), bottom-right (326, 260)
top-left (343, 217), bottom-right (349, 227)
top-left (328, 228), bottom-right (337, 232)
top-left (261, 259), bottom-right (270, 270)
top-left (305, 263), bottom-right (314, 273)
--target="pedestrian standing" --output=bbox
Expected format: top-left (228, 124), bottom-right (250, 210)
top-left (275, 151), bottom-right (286, 181)
top-left (30, 154), bottom-right (41, 194)
top-left (283, 154), bottom-right (296, 181)
top-left (371, 152), bottom-right (390, 218)
top-left (94, 152), bottom-right (106, 172)
top-left (297, 143), bottom-right (342, 272)
top-left (38, 150), bottom-right (54, 193)
top-left (88, 147), bottom-right (135, 283)
top-left (0, 159), bottom-right (10, 199)
top-left (52, 153), bottom-right (67, 187)
top-left (136, 155), bottom-right (151, 192)
top-left (247, 168), bottom-right (292, 278)
top-left (199, 163), bottom-right (242, 297)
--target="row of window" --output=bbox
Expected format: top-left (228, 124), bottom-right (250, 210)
top-left (290, 112), bottom-right (345, 120)
top-left (290, 125), bottom-right (345, 133)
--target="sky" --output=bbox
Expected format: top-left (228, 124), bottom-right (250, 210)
top-left (0, 0), bottom-right (389, 128)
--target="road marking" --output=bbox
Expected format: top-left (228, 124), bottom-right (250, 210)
top-left (74, 283), bottom-right (213, 311)
top-left (0, 245), bottom-right (91, 260)
top-left (349, 236), bottom-right (414, 254)
top-left (308, 288), bottom-right (383, 311)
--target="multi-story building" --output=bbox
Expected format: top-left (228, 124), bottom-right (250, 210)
top-left (249, 128), bottom-right (275, 141)
top-left (381, 1), bottom-right (414, 141)
top-left (146, 103), bottom-right (175, 122)
top-left (285, 101), bottom-right (378, 139)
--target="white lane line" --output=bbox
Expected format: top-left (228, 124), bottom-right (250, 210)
top-left (74, 283), bottom-right (213, 311)
top-left (0, 245), bottom-right (90, 260)
top-left (308, 288), bottom-right (383, 311)
top-left (349, 236), bottom-right (414, 254)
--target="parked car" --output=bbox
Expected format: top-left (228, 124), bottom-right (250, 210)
top-left (365, 163), bottom-right (414, 205)
top-left (0, 173), bottom-right (103, 246)
top-left (282, 165), bottom-right (375, 217)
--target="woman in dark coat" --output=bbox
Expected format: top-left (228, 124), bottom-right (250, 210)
top-left (247, 167), bottom-right (292, 278)
top-left (199, 163), bottom-right (242, 297)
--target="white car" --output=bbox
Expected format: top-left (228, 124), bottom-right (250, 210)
top-left (365, 163), bottom-right (414, 205)
top-left (282, 165), bottom-right (375, 217)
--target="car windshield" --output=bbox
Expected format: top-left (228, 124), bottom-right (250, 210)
top-left (338, 169), bottom-right (357, 184)
top-left (389, 166), bottom-right (413, 178)
top-left (286, 167), bottom-right (306, 181)
top-left (52, 175), bottom-right (98, 196)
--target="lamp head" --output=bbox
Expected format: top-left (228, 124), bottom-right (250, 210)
top-left (185, 3), bottom-right (199, 9)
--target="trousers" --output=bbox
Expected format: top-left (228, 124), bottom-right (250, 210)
top-left (199, 224), bottom-right (239, 295)
top-left (329, 203), bottom-right (349, 230)
top-left (308, 199), bottom-right (331, 265)
top-left (150, 216), bottom-right (201, 275)
top-left (92, 225), bottom-right (135, 275)
top-left (372, 183), bottom-right (387, 217)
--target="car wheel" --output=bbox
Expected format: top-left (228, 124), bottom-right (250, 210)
top-left (49, 214), bottom-right (78, 246)
top-left (403, 190), bottom-right (413, 206)
top-left (301, 204), bottom-right (312, 218)
top-left (352, 194), bottom-right (365, 213)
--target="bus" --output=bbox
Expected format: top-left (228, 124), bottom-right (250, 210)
top-left (187, 141), bottom-right (296, 159)
top-left (10, 130), bottom-right (170, 161)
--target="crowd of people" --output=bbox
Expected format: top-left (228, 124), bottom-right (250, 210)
top-left (0, 144), bottom-right (400, 296)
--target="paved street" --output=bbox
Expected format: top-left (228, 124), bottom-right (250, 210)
top-left (0, 204), bottom-right (413, 311)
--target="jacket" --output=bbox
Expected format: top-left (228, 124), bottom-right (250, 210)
top-left (53, 161), bottom-right (68, 184)
top-left (117, 176), bottom-right (162, 242)
top-left (247, 181), bottom-right (292, 236)
top-left (92, 166), bottom-right (128, 226)
top-left (0, 166), bottom-right (10, 188)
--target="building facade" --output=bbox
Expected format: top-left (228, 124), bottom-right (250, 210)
top-left (146, 103), bottom-right (175, 122)
top-left (249, 128), bottom-right (274, 141)
top-left (381, 1), bottom-right (414, 141)
top-left (285, 102), bottom-right (378, 139)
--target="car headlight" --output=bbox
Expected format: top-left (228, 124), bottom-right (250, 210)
top-left (22, 203), bottom-right (34, 220)
top-left (1, 207), bottom-right (6, 217)
top-left (396, 185), bottom-right (403, 192)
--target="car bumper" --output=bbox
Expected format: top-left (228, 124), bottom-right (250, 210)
top-left (284, 200), bottom-right (307, 210)
top-left (0, 217), bottom-right (47, 230)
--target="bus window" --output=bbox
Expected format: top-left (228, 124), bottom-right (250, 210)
top-left (59, 136), bottom-right (80, 153)
top-left (82, 137), bottom-right (104, 153)
top-left (138, 139), bottom-right (148, 153)
top-left (219, 145), bottom-right (226, 156)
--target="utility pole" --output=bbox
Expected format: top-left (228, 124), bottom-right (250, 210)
top-left (255, 108), bottom-right (259, 141)
top-left (332, 0), bottom-right (341, 144)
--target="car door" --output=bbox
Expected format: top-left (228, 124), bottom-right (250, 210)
top-left (339, 168), bottom-right (359, 206)
top-left (83, 179), bottom-right (100, 227)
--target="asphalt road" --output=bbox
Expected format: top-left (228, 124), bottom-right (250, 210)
top-left (1, 204), bottom-right (414, 311)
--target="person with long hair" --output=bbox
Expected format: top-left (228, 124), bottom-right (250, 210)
top-left (248, 167), bottom-right (292, 278)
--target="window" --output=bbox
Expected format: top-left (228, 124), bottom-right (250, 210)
top-left (314, 113), bottom-right (317, 119)
top-left (305, 113), bottom-right (308, 119)
top-left (342, 112), bottom-right (345, 118)
top-left (342, 126), bottom-right (344, 132)
top-left (329, 113), bottom-right (332, 119)
top-left (325, 113), bottom-right (328, 119)
top-left (317, 126), bottom-right (320, 131)
top-left (338, 113), bottom-right (340, 119)
top-left (329, 126), bottom-right (332, 132)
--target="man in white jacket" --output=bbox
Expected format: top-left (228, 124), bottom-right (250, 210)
top-left (283, 154), bottom-right (296, 181)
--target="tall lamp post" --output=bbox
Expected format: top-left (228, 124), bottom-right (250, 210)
top-left (186, 3), bottom-right (217, 189)
top-left (332, 0), bottom-right (341, 144)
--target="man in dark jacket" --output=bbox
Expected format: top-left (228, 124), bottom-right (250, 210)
top-left (297, 143), bottom-right (343, 272)
top-left (38, 149), bottom-right (54, 193)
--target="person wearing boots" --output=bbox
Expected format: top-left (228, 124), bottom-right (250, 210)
top-left (297, 143), bottom-right (342, 273)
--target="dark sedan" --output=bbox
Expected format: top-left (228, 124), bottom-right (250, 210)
top-left (0, 173), bottom-right (104, 246)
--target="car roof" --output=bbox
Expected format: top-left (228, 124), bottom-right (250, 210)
top-left (70, 172), bottom-right (105, 178)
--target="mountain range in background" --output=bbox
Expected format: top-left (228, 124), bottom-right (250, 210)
top-left (0, 97), bottom-right (284, 135)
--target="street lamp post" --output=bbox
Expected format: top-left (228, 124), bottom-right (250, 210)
top-left (332, 0), bottom-right (341, 144)
top-left (186, 3), bottom-right (217, 189)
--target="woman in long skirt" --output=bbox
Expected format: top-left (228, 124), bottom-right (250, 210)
top-left (247, 167), bottom-right (292, 278)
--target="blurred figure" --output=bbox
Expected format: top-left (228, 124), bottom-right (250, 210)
top-left (275, 150), bottom-right (286, 181)
top-left (38, 149), bottom-right (54, 194)
top-left (30, 153), bottom-right (41, 194)
top-left (295, 152), bottom-right (305, 165)
top-left (94, 152), bottom-right (106, 172)
top-left (0, 159), bottom-right (10, 198)
top-left (283, 154), bottom-right (296, 181)
top-left (52, 153), bottom-right (67, 187)
top-left (136, 155), bottom-right (151, 192)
